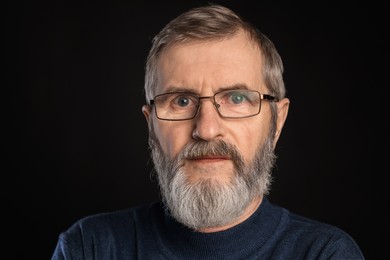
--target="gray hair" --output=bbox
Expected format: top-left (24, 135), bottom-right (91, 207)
top-left (144, 4), bottom-right (286, 107)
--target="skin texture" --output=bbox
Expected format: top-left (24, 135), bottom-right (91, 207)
top-left (142, 30), bottom-right (289, 232)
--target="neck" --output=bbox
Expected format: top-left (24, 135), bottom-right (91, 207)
top-left (197, 195), bottom-right (263, 233)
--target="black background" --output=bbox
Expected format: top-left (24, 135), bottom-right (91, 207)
top-left (5, 1), bottom-right (388, 259)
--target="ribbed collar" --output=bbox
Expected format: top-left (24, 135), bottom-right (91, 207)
top-left (152, 197), bottom-right (289, 259)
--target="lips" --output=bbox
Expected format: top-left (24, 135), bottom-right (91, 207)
top-left (187, 155), bottom-right (230, 161)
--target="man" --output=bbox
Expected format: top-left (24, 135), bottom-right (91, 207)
top-left (52, 4), bottom-right (364, 259)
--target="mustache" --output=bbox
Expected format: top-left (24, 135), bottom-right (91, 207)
top-left (179, 140), bottom-right (243, 164)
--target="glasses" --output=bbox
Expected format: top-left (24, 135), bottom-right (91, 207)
top-left (149, 89), bottom-right (278, 121)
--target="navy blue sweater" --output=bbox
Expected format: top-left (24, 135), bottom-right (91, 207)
top-left (51, 197), bottom-right (364, 259)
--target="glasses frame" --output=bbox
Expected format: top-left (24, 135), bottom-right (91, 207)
top-left (149, 90), bottom-right (278, 121)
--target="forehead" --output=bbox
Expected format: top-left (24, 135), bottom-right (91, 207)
top-left (156, 31), bottom-right (265, 94)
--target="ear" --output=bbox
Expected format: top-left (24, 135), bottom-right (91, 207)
top-left (142, 105), bottom-right (152, 124)
top-left (273, 97), bottom-right (290, 147)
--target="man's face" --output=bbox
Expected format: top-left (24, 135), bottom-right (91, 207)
top-left (149, 32), bottom-right (272, 178)
top-left (142, 31), bottom-right (288, 230)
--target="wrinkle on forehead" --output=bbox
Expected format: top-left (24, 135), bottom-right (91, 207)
top-left (155, 31), bottom-right (264, 96)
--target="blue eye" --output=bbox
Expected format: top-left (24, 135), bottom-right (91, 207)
top-left (177, 97), bottom-right (190, 107)
top-left (230, 93), bottom-right (246, 104)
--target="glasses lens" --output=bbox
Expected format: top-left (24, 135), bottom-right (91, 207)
top-left (154, 92), bottom-right (199, 120)
top-left (215, 90), bottom-right (261, 118)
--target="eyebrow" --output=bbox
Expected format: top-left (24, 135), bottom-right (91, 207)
top-left (161, 83), bottom-right (250, 94)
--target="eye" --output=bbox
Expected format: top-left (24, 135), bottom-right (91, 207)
top-left (176, 96), bottom-right (190, 107)
top-left (171, 93), bottom-right (198, 108)
top-left (229, 92), bottom-right (247, 104)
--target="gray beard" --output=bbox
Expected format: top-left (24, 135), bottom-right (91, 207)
top-left (148, 127), bottom-right (276, 230)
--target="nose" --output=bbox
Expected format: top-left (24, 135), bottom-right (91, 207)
top-left (192, 98), bottom-right (224, 141)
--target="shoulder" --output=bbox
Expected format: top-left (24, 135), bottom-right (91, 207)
top-left (53, 201), bottom-right (163, 258)
top-left (63, 201), bottom-right (162, 238)
top-left (283, 210), bottom-right (365, 259)
top-left (263, 199), bottom-right (364, 259)
top-left (287, 211), bottom-right (353, 240)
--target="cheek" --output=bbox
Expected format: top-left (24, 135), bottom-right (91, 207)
top-left (233, 121), bottom-right (270, 160)
top-left (153, 122), bottom-right (192, 159)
